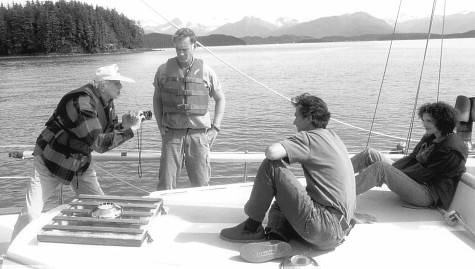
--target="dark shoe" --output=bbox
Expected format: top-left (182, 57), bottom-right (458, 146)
top-left (265, 231), bottom-right (287, 242)
top-left (240, 240), bottom-right (292, 263)
top-left (220, 222), bottom-right (265, 243)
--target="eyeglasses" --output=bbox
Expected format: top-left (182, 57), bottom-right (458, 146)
top-left (106, 80), bottom-right (122, 87)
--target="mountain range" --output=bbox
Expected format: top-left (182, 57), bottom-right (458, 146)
top-left (143, 11), bottom-right (475, 38)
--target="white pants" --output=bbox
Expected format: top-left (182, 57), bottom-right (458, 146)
top-left (11, 155), bottom-right (104, 240)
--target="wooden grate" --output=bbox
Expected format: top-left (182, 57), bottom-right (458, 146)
top-left (37, 194), bottom-right (163, 247)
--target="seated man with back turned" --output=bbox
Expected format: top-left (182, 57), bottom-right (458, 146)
top-left (220, 93), bottom-right (356, 263)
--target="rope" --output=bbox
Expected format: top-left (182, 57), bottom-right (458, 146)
top-left (436, 0), bottom-right (447, 102)
top-left (94, 163), bottom-right (151, 194)
top-left (332, 117), bottom-right (405, 140)
top-left (453, 212), bottom-right (475, 238)
top-left (365, 0), bottom-right (403, 148)
top-left (405, 0), bottom-right (439, 154)
top-left (138, 0), bottom-right (405, 142)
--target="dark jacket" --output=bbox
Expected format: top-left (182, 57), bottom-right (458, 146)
top-left (392, 133), bottom-right (468, 209)
top-left (33, 84), bottom-right (134, 184)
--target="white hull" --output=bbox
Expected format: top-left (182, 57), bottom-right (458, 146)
top-left (2, 152), bottom-right (475, 269)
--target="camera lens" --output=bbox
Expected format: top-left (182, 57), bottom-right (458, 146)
top-left (143, 111), bottom-right (152, 120)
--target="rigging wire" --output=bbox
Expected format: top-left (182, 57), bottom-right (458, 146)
top-left (94, 163), bottom-right (151, 194)
top-left (405, 0), bottom-right (439, 154)
top-left (139, 0), bottom-right (289, 102)
top-left (365, 0), bottom-right (403, 148)
top-left (138, 0), bottom-right (405, 141)
top-left (437, 0), bottom-right (447, 102)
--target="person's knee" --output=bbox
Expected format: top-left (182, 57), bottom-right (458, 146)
top-left (366, 147), bottom-right (384, 162)
top-left (366, 147), bottom-right (379, 156)
top-left (264, 159), bottom-right (288, 174)
top-left (371, 161), bottom-right (393, 186)
top-left (263, 158), bottom-right (286, 167)
top-left (375, 161), bottom-right (392, 169)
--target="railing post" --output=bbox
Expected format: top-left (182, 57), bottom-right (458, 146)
top-left (59, 184), bottom-right (63, 205)
top-left (244, 150), bottom-right (248, 182)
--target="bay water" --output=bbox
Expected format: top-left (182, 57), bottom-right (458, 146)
top-left (1, 39), bottom-right (475, 209)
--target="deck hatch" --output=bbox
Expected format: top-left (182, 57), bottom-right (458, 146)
top-left (37, 194), bottom-right (163, 247)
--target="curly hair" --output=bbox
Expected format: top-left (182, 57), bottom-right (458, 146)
top-left (417, 101), bottom-right (457, 135)
top-left (291, 93), bottom-right (331, 129)
top-left (172, 28), bottom-right (197, 45)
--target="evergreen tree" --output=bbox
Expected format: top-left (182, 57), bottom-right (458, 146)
top-left (0, 0), bottom-right (144, 56)
top-left (0, 5), bottom-right (9, 55)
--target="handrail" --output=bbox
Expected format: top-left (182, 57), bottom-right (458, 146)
top-left (16, 150), bottom-right (267, 163)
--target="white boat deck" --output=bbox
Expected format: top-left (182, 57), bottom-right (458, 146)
top-left (2, 177), bottom-right (475, 269)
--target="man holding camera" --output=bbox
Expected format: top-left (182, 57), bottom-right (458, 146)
top-left (11, 64), bottom-right (144, 240)
top-left (153, 28), bottom-right (225, 190)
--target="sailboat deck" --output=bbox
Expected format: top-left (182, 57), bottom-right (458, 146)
top-left (2, 178), bottom-right (475, 269)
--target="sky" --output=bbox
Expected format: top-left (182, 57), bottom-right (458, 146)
top-left (2, 0), bottom-right (475, 26)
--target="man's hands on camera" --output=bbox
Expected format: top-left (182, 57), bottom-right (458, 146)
top-left (122, 111), bottom-right (145, 132)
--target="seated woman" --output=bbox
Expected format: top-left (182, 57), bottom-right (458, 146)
top-left (352, 101), bottom-right (468, 210)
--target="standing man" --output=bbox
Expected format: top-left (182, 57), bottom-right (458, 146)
top-left (11, 64), bottom-right (144, 240)
top-left (220, 93), bottom-right (355, 263)
top-left (153, 28), bottom-right (225, 190)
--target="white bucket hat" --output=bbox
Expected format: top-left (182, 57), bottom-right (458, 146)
top-left (93, 64), bottom-right (135, 83)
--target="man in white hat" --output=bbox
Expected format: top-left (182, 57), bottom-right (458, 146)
top-left (11, 64), bottom-right (144, 240)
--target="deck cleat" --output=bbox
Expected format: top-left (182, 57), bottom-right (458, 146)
top-left (443, 210), bottom-right (459, 226)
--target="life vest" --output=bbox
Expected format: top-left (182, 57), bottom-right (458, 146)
top-left (161, 58), bottom-right (209, 115)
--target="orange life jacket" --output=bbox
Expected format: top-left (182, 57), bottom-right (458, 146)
top-left (161, 57), bottom-right (209, 115)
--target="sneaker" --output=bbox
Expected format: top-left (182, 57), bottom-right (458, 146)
top-left (220, 222), bottom-right (265, 243)
top-left (240, 240), bottom-right (292, 263)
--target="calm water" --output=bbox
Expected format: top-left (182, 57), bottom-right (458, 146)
top-left (1, 39), bottom-right (475, 209)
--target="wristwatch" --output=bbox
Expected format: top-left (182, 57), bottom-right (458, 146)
top-left (211, 124), bottom-right (220, 132)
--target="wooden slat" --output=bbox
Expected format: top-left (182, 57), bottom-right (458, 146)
top-left (78, 194), bottom-right (162, 202)
top-left (42, 224), bottom-right (144, 234)
top-left (68, 201), bottom-right (158, 209)
top-left (60, 208), bottom-right (153, 217)
top-left (60, 208), bottom-right (90, 214)
top-left (52, 216), bottom-right (148, 225)
top-left (37, 233), bottom-right (143, 247)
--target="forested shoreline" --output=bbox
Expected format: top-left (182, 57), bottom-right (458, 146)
top-left (0, 0), bottom-right (144, 56)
